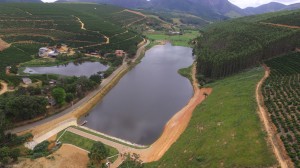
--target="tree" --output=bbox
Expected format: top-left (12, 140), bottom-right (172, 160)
top-left (5, 95), bottom-right (48, 121)
top-left (88, 142), bottom-right (109, 166)
top-left (65, 93), bottom-right (74, 103)
top-left (89, 74), bottom-right (102, 84)
top-left (51, 87), bottom-right (66, 105)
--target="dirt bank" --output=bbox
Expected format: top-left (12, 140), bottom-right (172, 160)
top-left (14, 144), bottom-right (89, 168)
top-left (260, 22), bottom-right (300, 29)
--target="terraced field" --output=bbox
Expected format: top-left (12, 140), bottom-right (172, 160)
top-left (0, 4), bottom-right (143, 51)
top-left (0, 3), bottom-right (146, 84)
top-left (262, 52), bottom-right (300, 167)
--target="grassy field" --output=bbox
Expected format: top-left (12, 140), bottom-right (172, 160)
top-left (145, 30), bottom-right (199, 47)
top-left (178, 65), bottom-right (192, 83)
top-left (74, 126), bottom-right (147, 149)
top-left (146, 67), bottom-right (277, 168)
top-left (58, 131), bottom-right (118, 156)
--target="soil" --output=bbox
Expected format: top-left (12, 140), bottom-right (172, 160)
top-left (0, 81), bottom-right (8, 95)
top-left (14, 144), bottom-right (89, 168)
top-left (260, 22), bottom-right (300, 29)
top-left (255, 64), bottom-right (292, 168)
top-left (0, 38), bottom-right (10, 51)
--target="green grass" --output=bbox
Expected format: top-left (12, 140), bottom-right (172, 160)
top-left (145, 30), bottom-right (199, 47)
top-left (73, 126), bottom-right (148, 149)
top-left (57, 131), bottom-right (119, 161)
top-left (178, 65), bottom-right (192, 83)
top-left (146, 67), bottom-right (277, 168)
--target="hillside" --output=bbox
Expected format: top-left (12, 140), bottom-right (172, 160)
top-left (193, 9), bottom-right (300, 81)
top-left (57, 0), bottom-right (245, 20)
top-left (245, 2), bottom-right (300, 15)
top-left (0, 0), bottom-right (42, 2)
top-left (0, 3), bottom-right (149, 85)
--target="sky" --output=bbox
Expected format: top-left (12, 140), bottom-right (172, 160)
top-left (42, 0), bottom-right (300, 8)
top-left (228, 0), bottom-right (300, 8)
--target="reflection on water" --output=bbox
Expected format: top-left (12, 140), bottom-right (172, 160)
top-left (24, 61), bottom-right (109, 77)
top-left (81, 44), bottom-right (194, 145)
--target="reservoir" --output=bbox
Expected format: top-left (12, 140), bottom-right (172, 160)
top-left (23, 61), bottom-right (109, 77)
top-left (81, 43), bottom-right (194, 145)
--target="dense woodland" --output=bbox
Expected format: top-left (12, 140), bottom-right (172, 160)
top-left (193, 10), bottom-right (300, 81)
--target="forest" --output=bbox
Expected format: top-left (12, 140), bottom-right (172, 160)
top-left (193, 10), bottom-right (300, 81)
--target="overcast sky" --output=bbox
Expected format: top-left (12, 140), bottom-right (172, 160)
top-left (228, 0), bottom-right (300, 8)
top-left (42, 0), bottom-right (300, 8)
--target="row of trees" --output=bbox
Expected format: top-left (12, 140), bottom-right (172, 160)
top-left (194, 15), bottom-right (300, 81)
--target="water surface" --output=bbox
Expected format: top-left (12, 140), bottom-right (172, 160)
top-left (24, 61), bottom-right (108, 77)
top-left (81, 44), bottom-right (194, 145)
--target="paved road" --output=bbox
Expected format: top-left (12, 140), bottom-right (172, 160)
top-left (7, 40), bottom-right (149, 134)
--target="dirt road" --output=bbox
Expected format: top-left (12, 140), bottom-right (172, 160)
top-left (8, 40), bottom-right (149, 135)
top-left (255, 65), bottom-right (290, 168)
top-left (0, 38), bottom-right (10, 51)
top-left (0, 81), bottom-right (8, 95)
top-left (260, 22), bottom-right (300, 29)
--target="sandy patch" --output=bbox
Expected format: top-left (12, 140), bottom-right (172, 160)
top-left (14, 144), bottom-right (89, 168)
top-left (0, 38), bottom-right (10, 51)
top-left (0, 81), bottom-right (8, 95)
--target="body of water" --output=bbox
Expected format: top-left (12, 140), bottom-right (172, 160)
top-left (23, 61), bottom-right (108, 77)
top-left (81, 44), bottom-right (194, 145)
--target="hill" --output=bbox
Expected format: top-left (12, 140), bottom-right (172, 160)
top-left (245, 2), bottom-right (300, 15)
top-left (0, 3), bottom-right (152, 85)
top-left (193, 9), bottom-right (300, 81)
top-left (57, 0), bottom-right (245, 20)
top-left (0, 0), bottom-right (42, 2)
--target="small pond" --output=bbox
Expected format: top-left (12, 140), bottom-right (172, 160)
top-left (23, 61), bottom-right (109, 77)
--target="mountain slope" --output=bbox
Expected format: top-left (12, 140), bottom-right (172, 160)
top-left (57, 0), bottom-right (245, 20)
top-left (0, 0), bottom-right (42, 2)
top-left (244, 2), bottom-right (300, 15)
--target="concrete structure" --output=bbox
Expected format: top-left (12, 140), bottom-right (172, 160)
top-left (5, 66), bottom-right (11, 75)
top-left (39, 47), bottom-right (49, 57)
top-left (22, 78), bottom-right (32, 85)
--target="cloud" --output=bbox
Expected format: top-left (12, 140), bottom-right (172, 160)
top-left (229, 0), bottom-right (300, 8)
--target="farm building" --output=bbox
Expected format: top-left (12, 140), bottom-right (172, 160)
top-left (115, 50), bottom-right (125, 57)
top-left (48, 50), bottom-right (59, 58)
top-left (39, 47), bottom-right (49, 57)
top-left (5, 66), bottom-right (11, 75)
top-left (22, 78), bottom-right (32, 85)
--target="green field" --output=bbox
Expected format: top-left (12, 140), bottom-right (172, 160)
top-left (0, 3), bottom-right (146, 85)
top-left (146, 30), bottom-right (199, 47)
top-left (146, 67), bottom-right (276, 168)
top-left (57, 131), bottom-right (118, 157)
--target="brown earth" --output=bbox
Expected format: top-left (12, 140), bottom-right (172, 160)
top-left (256, 64), bottom-right (293, 168)
top-left (260, 22), bottom-right (300, 29)
top-left (14, 144), bottom-right (89, 168)
top-left (0, 38), bottom-right (10, 51)
top-left (0, 81), bottom-right (8, 95)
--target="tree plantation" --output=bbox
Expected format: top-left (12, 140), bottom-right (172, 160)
top-left (193, 10), bottom-right (300, 81)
